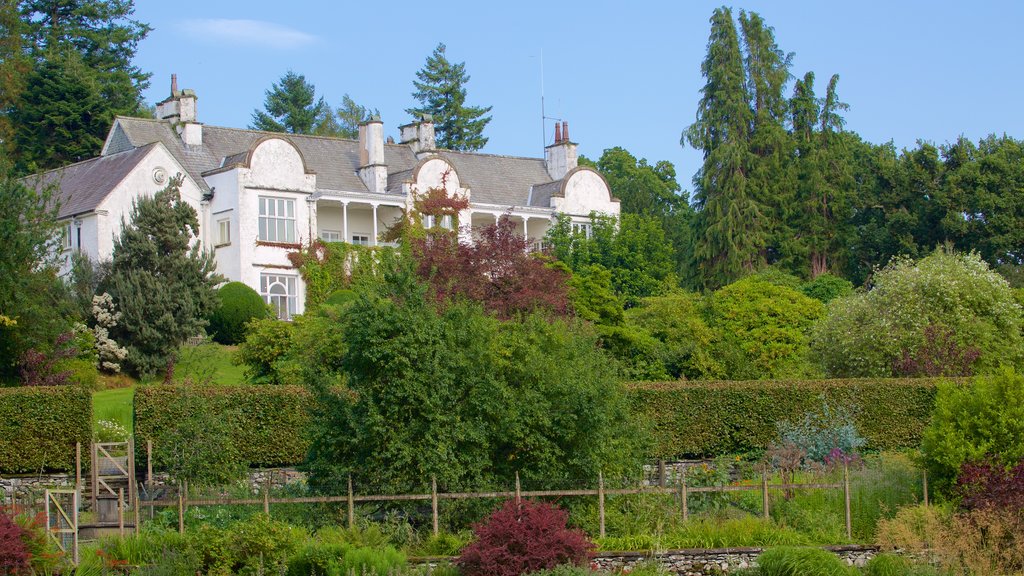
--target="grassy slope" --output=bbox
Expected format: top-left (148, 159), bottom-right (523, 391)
top-left (92, 343), bottom-right (246, 432)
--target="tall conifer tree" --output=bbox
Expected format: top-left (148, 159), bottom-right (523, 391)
top-left (251, 71), bottom-right (328, 135)
top-left (684, 7), bottom-right (762, 288)
top-left (407, 43), bottom-right (492, 151)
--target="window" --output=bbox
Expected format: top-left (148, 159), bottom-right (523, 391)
top-left (258, 197), bottom-right (296, 243)
top-left (422, 214), bottom-right (434, 229)
top-left (61, 223), bottom-right (72, 251)
top-left (217, 219), bottom-right (230, 246)
top-left (441, 215), bottom-right (454, 229)
top-left (351, 234), bottom-right (370, 246)
top-left (320, 230), bottom-right (342, 242)
top-left (260, 274), bottom-right (297, 320)
top-left (571, 222), bottom-right (592, 238)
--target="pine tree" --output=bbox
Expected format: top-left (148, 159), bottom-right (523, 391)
top-left (0, 3), bottom-right (30, 159)
top-left (684, 7), bottom-right (762, 288)
top-left (251, 71), bottom-right (328, 135)
top-left (11, 0), bottom-right (151, 171)
top-left (105, 176), bottom-right (221, 377)
top-left (407, 43), bottom-right (492, 151)
top-left (334, 94), bottom-right (378, 140)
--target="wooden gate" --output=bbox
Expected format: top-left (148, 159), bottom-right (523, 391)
top-left (91, 440), bottom-right (136, 510)
top-left (44, 489), bottom-right (78, 565)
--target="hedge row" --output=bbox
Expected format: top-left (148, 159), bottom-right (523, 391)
top-left (133, 385), bottom-right (313, 469)
top-left (0, 386), bottom-right (92, 474)
top-left (627, 378), bottom-right (943, 458)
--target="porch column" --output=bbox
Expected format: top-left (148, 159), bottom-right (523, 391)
top-left (372, 204), bottom-right (379, 246)
top-left (307, 199), bottom-right (318, 243)
top-left (342, 201), bottom-right (349, 244)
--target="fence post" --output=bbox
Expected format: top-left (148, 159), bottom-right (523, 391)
top-left (347, 475), bottom-right (354, 529)
top-left (431, 476), bottom-right (439, 537)
top-left (146, 440), bottom-right (153, 490)
top-left (598, 471), bottom-right (606, 539)
top-left (75, 442), bottom-right (81, 492)
top-left (118, 485), bottom-right (125, 537)
top-left (127, 437), bottom-right (136, 508)
top-left (90, 442), bottom-right (98, 514)
top-left (843, 462), bottom-right (852, 540)
top-left (514, 471), bottom-right (521, 504)
top-left (263, 488), bottom-right (270, 516)
top-left (177, 481), bottom-right (184, 534)
top-left (761, 463), bottom-right (770, 520)
top-left (658, 459), bottom-right (666, 488)
top-left (922, 469), bottom-right (929, 507)
top-left (134, 487), bottom-right (140, 536)
top-left (680, 467), bottom-right (688, 522)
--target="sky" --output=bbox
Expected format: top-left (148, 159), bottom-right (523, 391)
top-left (132, 0), bottom-right (1024, 191)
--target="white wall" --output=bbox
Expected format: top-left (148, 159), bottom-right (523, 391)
top-left (552, 169), bottom-right (619, 218)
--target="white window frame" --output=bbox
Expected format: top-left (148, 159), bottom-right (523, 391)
top-left (571, 221), bottom-right (592, 239)
top-left (422, 214), bottom-right (434, 229)
top-left (351, 234), bottom-right (370, 246)
top-left (320, 230), bottom-right (342, 242)
top-left (260, 273), bottom-right (297, 321)
top-left (61, 223), bottom-right (72, 251)
top-left (217, 219), bottom-right (231, 246)
top-left (258, 196), bottom-right (296, 243)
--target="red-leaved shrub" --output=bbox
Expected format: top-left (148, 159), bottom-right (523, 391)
top-left (0, 509), bottom-right (31, 576)
top-left (456, 499), bottom-right (594, 576)
top-left (956, 459), bottom-right (1024, 512)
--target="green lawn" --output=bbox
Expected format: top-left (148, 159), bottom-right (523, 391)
top-left (92, 343), bottom-right (246, 433)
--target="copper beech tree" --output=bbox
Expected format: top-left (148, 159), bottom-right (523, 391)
top-left (404, 186), bottom-right (570, 319)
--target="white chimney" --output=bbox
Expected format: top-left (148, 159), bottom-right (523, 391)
top-left (545, 121), bottom-right (577, 180)
top-left (399, 114), bottom-right (436, 157)
top-left (155, 74), bottom-right (202, 147)
top-left (358, 116), bottom-right (387, 193)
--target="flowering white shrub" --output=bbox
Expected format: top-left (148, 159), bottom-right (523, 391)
top-left (94, 419), bottom-right (129, 443)
top-left (91, 293), bottom-right (128, 373)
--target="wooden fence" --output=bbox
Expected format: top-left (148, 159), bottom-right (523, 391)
top-left (140, 464), bottom-right (858, 539)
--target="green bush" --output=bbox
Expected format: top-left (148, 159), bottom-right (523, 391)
top-left (0, 385), bottom-right (92, 473)
top-left (756, 547), bottom-right (852, 576)
top-left (628, 379), bottom-right (940, 458)
top-left (234, 317), bottom-right (296, 385)
top-left (800, 274), bottom-right (853, 304)
top-left (921, 368), bottom-right (1024, 489)
top-left (864, 553), bottom-right (911, 576)
top-left (134, 385), bottom-right (313, 471)
top-left (208, 282), bottom-right (268, 345)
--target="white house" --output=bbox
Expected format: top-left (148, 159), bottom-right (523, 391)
top-left (35, 76), bottom-right (620, 319)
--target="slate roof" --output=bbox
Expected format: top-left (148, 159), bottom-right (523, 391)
top-left (105, 117), bottom-right (560, 207)
top-left (28, 143), bottom-right (160, 219)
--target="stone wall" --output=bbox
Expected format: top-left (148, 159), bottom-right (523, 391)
top-left (589, 546), bottom-right (878, 575)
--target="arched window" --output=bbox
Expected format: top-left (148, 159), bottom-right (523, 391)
top-left (260, 274), bottom-right (296, 320)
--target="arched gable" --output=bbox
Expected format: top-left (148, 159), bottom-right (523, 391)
top-left (243, 137), bottom-right (316, 192)
top-left (411, 156), bottom-right (465, 196)
top-left (552, 166), bottom-right (619, 216)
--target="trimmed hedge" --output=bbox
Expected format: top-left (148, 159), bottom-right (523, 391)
top-left (628, 378), bottom-right (943, 458)
top-left (134, 385), bottom-right (313, 469)
top-left (0, 386), bottom-right (92, 474)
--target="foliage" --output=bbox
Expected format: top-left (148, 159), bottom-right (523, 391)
top-left (0, 385), bottom-right (92, 473)
top-left (288, 239), bottom-right (392, 310)
top-left (875, 503), bottom-right (952, 554)
top-left (0, 509), bottom-right (30, 576)
top-left (18, 331), bottom-right (81, 386)
top-left (208, 282), bottom-right (268, 345)
top-left (94, 418), bottom-right (129, 443)
top-left (0, 169), bottom-right (73, 382)
top-left (706, 276), bottom-right (824, 379)
top-left (812, 248), bottom-right (1024, 378)
top-left (307, 280), bottom-right (642, 496)
top-left (105, 176), bottom-right (221, 377)
top-left (863, 553), bottom-right (914, 576)
top-left (331, 94), bottom-right (379, 139)
top-left (251, 70), bottom-right (330, 135)
top-left (955, 459), bottom-right (1024, 512)
top-left (87, 293), bottom-right (128, 373)
top-left (891, 324), bottom-right (980, 378)
top-left (412, 214), bottom-right (570, 319)
top-left (10, 1), bottom-right (150, 171)
top-left (799, 274), bottom-right (852, 304)
top-left (593, 516), bottom-right (811, 551)
top-left (628, 379), bottom-right (938, 458)
top-left (756, 547), bottom-right (852, 576)
top-left (921, 368), bottom-right (1024, 489)
top-left (622, 292), bottom-right (721, 380)
top-left (134, 385), bottom-right (313, 475)
top-left (234, 317), bottom-right (296, 385)
top-left (456, 500), bottom-right (594, 576)
top-left (407, 43), bottom-right (492, 151)
top-left (774, 402), bottom-right (865, 465)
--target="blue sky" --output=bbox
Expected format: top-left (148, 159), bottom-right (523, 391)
top-left (133, 1), bottom-right (1023, 191)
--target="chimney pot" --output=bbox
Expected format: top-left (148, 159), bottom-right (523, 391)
top-left (171, 74), bottom-right (178, 96)
top-left (554, 122), bottom-right (562, 143)
top-left (562, 121), bottom-right (569, 143)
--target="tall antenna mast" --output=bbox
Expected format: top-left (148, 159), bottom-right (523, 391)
top-left (540, 49), bottom-right (545, 151)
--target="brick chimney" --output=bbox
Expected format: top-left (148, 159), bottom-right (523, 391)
top-left (545, 121), bottom-right (577, 180)
top-left (155, 74), bottom-right (202, 147)
top-left (399, 114), bottom-right (436, 158)
top-left (358, 115), bottom-right (387, 193)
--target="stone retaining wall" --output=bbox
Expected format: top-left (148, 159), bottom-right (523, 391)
top-left (589, 546), bottom-right (878, 575)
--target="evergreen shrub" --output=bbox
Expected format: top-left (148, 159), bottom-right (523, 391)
top-left (756, 546), bottom-right (852, 576)
top-left (134, 385), bottom-right (313, 470)
top-left (208, 282), bottom-right (268, 345)
top-left (628, 378), bottom-right (941, 458)
top-left (0, 385), bottom-right (92, 473)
